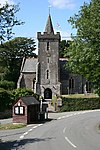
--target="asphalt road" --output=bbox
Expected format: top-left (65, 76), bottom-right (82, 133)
top-left (0, 110), bottom-right (100, 150)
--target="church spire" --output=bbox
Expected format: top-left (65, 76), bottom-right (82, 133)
top-left (44, 14), bottom-right (54, 34)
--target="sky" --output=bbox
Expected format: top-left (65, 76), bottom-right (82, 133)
top-left (0, 0), bottom-right (91, 53)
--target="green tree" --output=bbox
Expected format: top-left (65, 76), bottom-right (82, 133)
top-left (0, 88), bottom-right (11, 111)
top-left (0, 37), bottom-right (36, 84)
top-left (0, 80), bottom-right (15, 90)
top-left (67, 0), bottom-right (100, 95)
top-left (59, 40), bottom-right (72, 58)
top-left (0, 88), bottom-right (39, 112)
top-left (11, 88), bottom-right (39, 102)
top-left (0, 3), bottom-right (24, 43)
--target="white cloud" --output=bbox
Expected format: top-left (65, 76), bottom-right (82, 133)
top-left (54, 27), bottom-right (72, 40)
top-left (60, 30), bottom-right (72, 40)
top-left (48, 0), bottom-right (75, 9)
top-left (0, 0), bottom-right (14, 6)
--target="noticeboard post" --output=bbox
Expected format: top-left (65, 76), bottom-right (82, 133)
top-left (57, 98), bottom-right (62, 107)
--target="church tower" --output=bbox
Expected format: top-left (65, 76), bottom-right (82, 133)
top-left (36, 14), bottom-right (61, 100)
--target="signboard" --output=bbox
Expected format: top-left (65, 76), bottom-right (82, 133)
top-left (15, 107), bottom-right (19, 114)
top-left (14, 106), bottom-right (25, 115)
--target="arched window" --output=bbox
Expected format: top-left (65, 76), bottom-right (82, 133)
top-left (47, 58), bottom-right (49, 63)
top-left (33, 78), bottom-right (36, 90)
top-left (69, 77), bottom-right (74, 89)
top-left (47, 70), bottom-right (49, 79)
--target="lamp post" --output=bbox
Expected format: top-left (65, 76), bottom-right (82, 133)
top-left (39, 96), bottom-right (43, 113)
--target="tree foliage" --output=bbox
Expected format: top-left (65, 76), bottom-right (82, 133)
top-left (0, 3), bottom-right (24, 43)
top-left (0, 37), bottom-right (36, 84)
top-left (0, 37), bottom-right (36, 63)
top-left (11, 88), bottom-right (39, 102)
top-left (59, 40), bottom-right (72, 58)
top-left (0, 80), bottom-right (15, 90)
top-left (0, 88), bottom-right (11, 111)
top-left (67, 0), bottom-right (100, 95)
top-left (0, 88), bottom-right (39, 112)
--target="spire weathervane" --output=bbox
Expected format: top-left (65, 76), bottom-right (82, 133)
top-left (49, 5), bottom-right (51, 14)
top-left (48, 1), bottom-right (51, 15)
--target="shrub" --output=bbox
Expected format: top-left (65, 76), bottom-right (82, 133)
top-left (60, 97), bottom-right (100, 112)
top-left (10, 88), bottom-right (39, 103)
top-left (0, 88), bottom-right (39, 115)
top-left (0, 80), bottom-right (15, 90)
top-left (0, 88), bottom-right (11, 111)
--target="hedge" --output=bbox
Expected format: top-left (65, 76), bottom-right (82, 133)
top-left (60, 97), bottom-right (100, 112)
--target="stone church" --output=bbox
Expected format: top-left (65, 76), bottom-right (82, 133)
top-left (17, 14), bottom-right (92, 100)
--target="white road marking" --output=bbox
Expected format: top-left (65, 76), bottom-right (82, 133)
top-left (58, 110), bottom-right (100, 120)
top-left (23, 131), bottom-right (28, 135)
top-left (63, 127), bottom-right (66, 133)
top-left (13, 124), bottom-right (43, 148)
top-left (65, 136), bottom-right (77, 148)
top-left (61, 110), bottom-right (100, 149)
top-left (58, 114), bottom-right (74, 120)
top-left (38, 124), bottom-right (43, 126)
top-left (28, 128), bottom-right (33, 132)
top-left (63, 127), bottom-right (77, 148)
top-left (20, 135), bottom-right (24, 139)
top-left (33, 126), bottom-right (37, 129)
top-left (73, 113), bottom-right (77, 115)
top-left (58, 117), bottom-right (62, 120)
top-left (13, 110), bottom-right (100, 148)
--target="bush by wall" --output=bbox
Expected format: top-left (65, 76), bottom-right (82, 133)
top-left (0, 88), bottom-right (39, 113)
top-left (10, 88), bottom-right (39, 103)
top-left (60, 97), bottom-right (100, 112)
top-left (0, 80), bottom-right (15, 90)
top-left (0, 88), bottom-right (11, 111)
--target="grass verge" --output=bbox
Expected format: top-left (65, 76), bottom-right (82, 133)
top-left (62, 93), bottom-right (99, 98)
top-left (0, 123), bottom-right (26, 130)
top-left (98, 124), bottom-right (100, 130)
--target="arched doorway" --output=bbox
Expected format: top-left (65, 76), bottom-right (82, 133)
top-left (44, 88), bottom-right (52, 99)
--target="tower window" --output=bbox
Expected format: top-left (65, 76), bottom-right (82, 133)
top-left (47, 70), bottom-right (49, 79)
top-left (47, 42), bottom-right (50, 51)
top-left (48, 58), bottom-right (49, 63)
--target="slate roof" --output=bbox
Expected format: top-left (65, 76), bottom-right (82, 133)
top-left (59, 58), bottom-right (69, 80)
top-left (19, 96), bottom-right (39, 105)
top-left (22, 58), bottom-right (38, 73)
top-left (45, 14), bottom-right (54, 34)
